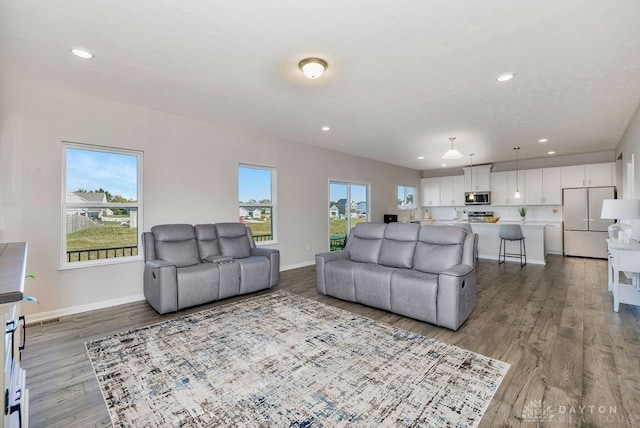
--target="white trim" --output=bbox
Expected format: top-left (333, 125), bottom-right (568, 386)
top-left (281, 260), bottom-right (315, 271)
top-left (26, 293), bottom-right (146, 324)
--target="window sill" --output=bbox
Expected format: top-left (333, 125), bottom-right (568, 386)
top-left (59, 255), bottom-right (144, 271)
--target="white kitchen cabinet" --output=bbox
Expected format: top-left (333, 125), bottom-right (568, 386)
top-left (561, 163), bottom-right (615, 188)
top-left (463, 165), bottom-right (491, 192)
top-left (545, 222), bottom-right (563, 254)
top-left (420, 178), bottom-right (440, 207)
top-left (439, 175), bottom-right (465, 206)
top-left (525, 167), bottom-right (562, 205)
top-left (491, 171), bottom-right (525, 205)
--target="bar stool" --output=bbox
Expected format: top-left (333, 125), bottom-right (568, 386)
top-left (498, 224), bottom-right (526, 267)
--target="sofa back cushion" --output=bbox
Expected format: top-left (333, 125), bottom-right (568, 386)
top-left (151, 224), bottom-right (201, 268)
top-left (214, 223), bottom-right (252, 259)
top-left (346, 223), bottom-right (387, 264)
top-left (413, 225), bottom-right (466, 274)
top-left (378, 223), bottom-right (420, 268)
top-left (194, 224), bottom-right (221, 259)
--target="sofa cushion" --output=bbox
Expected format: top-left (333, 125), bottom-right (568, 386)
top-left (215, 223), bottom-right (252, 259)
top-left (347, 223), bottom-right (386, 264)
top-left (151, 224), bottom-right (201, 268)
top-left (194, 224), bottom-right (222, 260)
top-left (176, 263), bottom-right (220, 310)
top-left (390, 269), bottom-right (439, 324)
top-left (413, 226), bottom-right (466, 274)
top-left (378, 223), bottom-right (420, 268)
top-left (354, 264), bottom-right (395, 311)
top-left (325, 259), bottom-right (359, 302)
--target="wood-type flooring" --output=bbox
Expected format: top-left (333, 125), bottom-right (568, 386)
top-left (22, 255), bottom-right (640, 427)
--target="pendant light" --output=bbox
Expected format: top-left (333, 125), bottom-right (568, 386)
top-left (513, 147), bottom-right (521, 199)
top-left (468, 153), bottom-right (475, 200)
top-left (442, 137), bottom-right (463, 159)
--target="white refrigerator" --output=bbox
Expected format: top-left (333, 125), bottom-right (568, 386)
top-left (563, 187), bottom-right (615, 259)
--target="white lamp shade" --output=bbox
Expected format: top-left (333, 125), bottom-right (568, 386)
top-left (441, 149), bottom-right (463, 159)
top-left (600, 199), bottom-right (640, 219)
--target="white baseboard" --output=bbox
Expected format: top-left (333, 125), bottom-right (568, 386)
top-left (281, 260), bottom-right (315, 271)
top-left (27, 293), bottom-right (146, 324)
top-left (27, 263), bottom-right (316, 324)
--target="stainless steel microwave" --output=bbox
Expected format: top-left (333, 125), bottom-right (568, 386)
top-left (465, 192), bottom-right (491, 205)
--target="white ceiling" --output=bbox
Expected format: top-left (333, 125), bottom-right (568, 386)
top-left (2, 1), bottom-right (640, 170)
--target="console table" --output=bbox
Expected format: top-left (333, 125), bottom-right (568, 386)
top-left (606, 239), bottom-right (640, 312)
top-left (0, 242), bottom-right (29, 427)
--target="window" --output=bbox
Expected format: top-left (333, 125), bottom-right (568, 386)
top-left (239, 165), bottom-right (276, 243)
top-left (397, 185), bottom-right (416, 209)
top-left (329, 181), bottom-right (369, 251)
top-left (62, 142), bottom-right (143, 267)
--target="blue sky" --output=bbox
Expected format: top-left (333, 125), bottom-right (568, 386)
top-left (239, 166), bottom-right (272, 202)
top-left (66, 148), bottom-right (138, 200)
top-left (330, 183), bottom-right (368, 203)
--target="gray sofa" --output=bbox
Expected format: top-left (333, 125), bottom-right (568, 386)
top-left (315, 222), bottom-right (477, 330)
top-left (142, 223), bottom-right (279, 314)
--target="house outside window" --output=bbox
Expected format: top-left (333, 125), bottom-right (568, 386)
top-left (398, 185), bottom-right (416, 209)
top-left (62, 142), bottom-right (143, 267)
top-left (239, 164), bottom-right (275, 243)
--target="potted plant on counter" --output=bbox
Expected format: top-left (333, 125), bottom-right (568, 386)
top-left (519, 207), bottom-right (527, 222)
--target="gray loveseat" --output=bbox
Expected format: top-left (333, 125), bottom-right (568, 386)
top-left (315, 222), bottom-right (477, 330)
top-left (142, 223), bottom-right (279, 314)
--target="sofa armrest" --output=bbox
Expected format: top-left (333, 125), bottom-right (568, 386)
top-left (315, 250), bottom-right (350, 294)
top-left (437, 267), bottom-right (476, 330)
top-left (250, 247), bottom-right (280, 286)
top-left (144, 261), bottom-right (178, 314)
top-left (202, 255), bottom-right (234, 264)
top-left (440, 264), bottom-right (474, 278)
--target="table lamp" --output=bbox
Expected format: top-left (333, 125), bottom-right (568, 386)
top-left (600, 199), bottom-right (640, 243)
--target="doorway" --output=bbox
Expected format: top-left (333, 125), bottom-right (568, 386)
top-left (329, 181), bottom-right (369, 251)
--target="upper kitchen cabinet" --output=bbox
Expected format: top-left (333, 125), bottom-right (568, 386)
top-left (491, 170), bottom-right (525, 205)
top-left (463, 165), bottom-right (492, 192)
top-left (421, 177), bottom-right (440, 207)
top-left (525, 167), bottom-right (562, 205)
top-left (439, 175), bottom-right (465, 206)
top-left (561, 163), bottom-right (615, 188)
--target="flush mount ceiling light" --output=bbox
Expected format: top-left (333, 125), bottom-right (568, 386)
top-left (417, 156), bottom-right (424, 160)
top-left (299, 58), bottom-right (327, 79)
top-left (496, 72), bottom-right (515, 82)
top-left (538, 138), bottom-right (549, 143)
top-left (441, 137), bottom-right (463, 159)
top-left (547, 151), bottom-right (556, 155)
top-left (71, 47), bottom-right (94, 59)
top-left (321, 126), bottom-right (330, 131)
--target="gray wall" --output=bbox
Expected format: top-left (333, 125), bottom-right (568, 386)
top-left (0, 73), bottom-right (420, 320)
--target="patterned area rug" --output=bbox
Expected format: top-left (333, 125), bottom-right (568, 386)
top-left (86, 291), bottom-right (509, 427)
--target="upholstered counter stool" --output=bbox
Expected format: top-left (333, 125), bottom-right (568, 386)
top-left (498, 224), bottom-right (526, 267)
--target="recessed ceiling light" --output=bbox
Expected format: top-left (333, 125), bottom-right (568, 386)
top-left (441, 163), bottom-right (447, 167)
top-left (547, 151), bottom-right (556, 155)
top-left (417, 156), bottom-right (424, 160)
top-left (71, 48), bottom-right (94, 59)
top-left (539, 138), bottom-right (549, 143)
top-left (496, 72), bottom-right (514, 82)
top-left (321, 126), bottom-right (330, 131)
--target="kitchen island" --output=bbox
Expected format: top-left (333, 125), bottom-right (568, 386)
top-left (467, 222), bottom-right (547, 265)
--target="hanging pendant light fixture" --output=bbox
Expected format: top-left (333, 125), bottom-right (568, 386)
top-left (442, 137), bottom-right (463, 159)
top-left (513, 147), bottom-right (521, 199)
top-left (468, 153), bottom-right (475, 200)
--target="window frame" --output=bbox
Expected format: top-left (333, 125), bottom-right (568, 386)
top-left (238, 164), bottom-right (277, 245)
top-left (61, 141), bottom-right (144, 269)
top-left (397, 185), bottom-right (416, 209)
